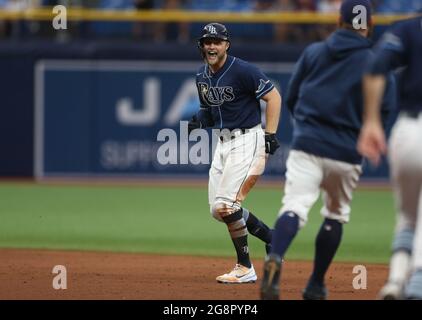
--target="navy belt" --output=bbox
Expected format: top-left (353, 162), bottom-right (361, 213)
top-left (219, 128), bottom-right (248, 142)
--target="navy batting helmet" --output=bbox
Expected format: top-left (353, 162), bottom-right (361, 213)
top-left (197, 22), bottom-right (230, 47)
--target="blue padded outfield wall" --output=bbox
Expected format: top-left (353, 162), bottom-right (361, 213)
top-left (0, 41), bottom-right (391, 179)
top-left (35, 60), bottom-right (295, 178)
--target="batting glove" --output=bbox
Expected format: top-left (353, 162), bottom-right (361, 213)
top-left (265, 132), bottom-right (280, 155)
top-left (188, 115), bottom-right (202, 134)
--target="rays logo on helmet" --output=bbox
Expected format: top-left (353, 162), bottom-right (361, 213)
top-left (206, 25), bottom-right (217, 34)
top-left (198, 82), bottom-right (235, 106)
top-left (199, 23), bottom-right (230, 43)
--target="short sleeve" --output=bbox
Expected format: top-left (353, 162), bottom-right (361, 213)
top-left (243, 63), bottom-right (274, 100)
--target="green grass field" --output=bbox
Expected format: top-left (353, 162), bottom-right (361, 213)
top-left (0, 182), bottom-right (396, 263)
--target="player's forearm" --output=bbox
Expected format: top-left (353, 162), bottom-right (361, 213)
top-left (363, 75), bottom-right (386, 124)
top-left (263, 88), bottom-right (282, 134)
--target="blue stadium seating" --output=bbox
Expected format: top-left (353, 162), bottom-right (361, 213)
top-left (376, 0), bottom-right (422, 13)
top-left (38, 0), bottom-right (422, 40)
top-left (89, 0), bottom-right (134, 37)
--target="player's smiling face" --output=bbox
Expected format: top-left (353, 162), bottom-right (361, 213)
top-left (202, 38), bottom-right (229, 71)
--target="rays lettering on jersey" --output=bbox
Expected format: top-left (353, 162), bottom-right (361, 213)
top-left (198, 82), bottom-right (235, 106)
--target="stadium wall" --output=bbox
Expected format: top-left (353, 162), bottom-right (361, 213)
top-left (0, 41), bottom-right (390, 179)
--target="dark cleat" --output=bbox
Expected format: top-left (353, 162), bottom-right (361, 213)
top-left (260, 253), bottom-right (282, 300)
top-left (302, 281), bottom-right (328, 300)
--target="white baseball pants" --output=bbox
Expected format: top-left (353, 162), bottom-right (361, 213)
top-left (279, 150), bottom-right (362, 227)
top-left (389, 114), bottom-right (422, 269)
top-left (208, 125), bottom-right (266, 221)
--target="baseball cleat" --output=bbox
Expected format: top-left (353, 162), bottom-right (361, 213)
top-left (260, 253), bottom-right (282, 300)
top-left (302, 280), bottom-right (328, 300)
top-left (377, 282), bottom-right (404, 300)
top-left (216, 264), bottom-right (257, 284)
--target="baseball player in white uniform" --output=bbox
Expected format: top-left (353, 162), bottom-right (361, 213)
top-left (358, 14), bottom-right (422, 299)
top-left (188, 22), bottom-right (282, 283)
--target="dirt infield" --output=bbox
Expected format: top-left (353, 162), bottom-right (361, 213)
top-left (0, 249), bottom-right (388, 300)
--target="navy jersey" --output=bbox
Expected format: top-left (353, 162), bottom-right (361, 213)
top-left (195, 55), bottom-right (274, 130)
top-left (286, 29), bottom-right (395, 164)
top-left (369, 16), bottom-right (422, 113)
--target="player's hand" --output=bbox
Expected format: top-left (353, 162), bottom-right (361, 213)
top-left (188, 115), bottom-right (202, 134)
top-left (357, 121), bottom-right (387, 167)
top-left (265, 132), bottom-right (280, 155)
